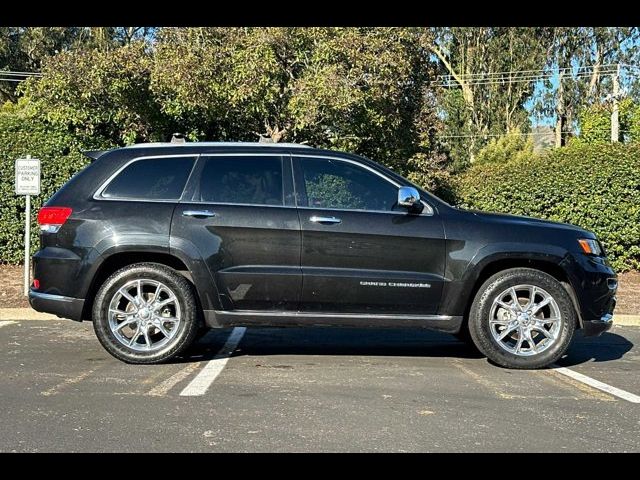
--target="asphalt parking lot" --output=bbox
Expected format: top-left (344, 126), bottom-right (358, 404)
top-left (0, 319), bottom-right (639, 452)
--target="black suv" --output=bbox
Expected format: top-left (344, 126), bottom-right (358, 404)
top-left (29, 142), bottom-right (617, 368)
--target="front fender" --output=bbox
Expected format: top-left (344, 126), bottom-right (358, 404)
top-left (439, 242), bottom-right (569, 317)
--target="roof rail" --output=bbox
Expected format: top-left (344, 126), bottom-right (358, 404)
top-left (122, 141), bottom-right (314, 149)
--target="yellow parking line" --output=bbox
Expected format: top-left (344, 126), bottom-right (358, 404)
top-left (40, 369), bottom-right (96, 396)
top-left (146, 363), bottom-right (203, 397)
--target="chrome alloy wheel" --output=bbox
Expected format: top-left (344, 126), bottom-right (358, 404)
top-left (489, 284), bottom-right (562, 356)
top-left (108, 279), bottom-right (181, 352)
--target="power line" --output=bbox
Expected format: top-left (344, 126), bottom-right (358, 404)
top-left (434, 70), bottom-right (622, 87)
top-left (435, 63), bottom-right (624, 82)
top-left (438, 129), bottom-right (635, 139)
top-left (0, 70), bottom-right (43, 83)
top-left (0, 70), bottom-right (42, 76)
top-left (434, 64), bottom-right (639, 88)
top-left (434, 73), bottom-right (623, 88)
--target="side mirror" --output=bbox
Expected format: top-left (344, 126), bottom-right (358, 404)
top-left (398, 186), bottom-right (423, 212)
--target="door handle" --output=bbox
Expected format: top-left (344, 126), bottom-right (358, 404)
top-left (182, 210), bottom-right (216, 218)
top-left (309, 215), bottom-right (341, 225)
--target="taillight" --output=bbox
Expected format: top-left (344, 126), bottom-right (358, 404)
top-left (37, 207), bottom-right (72, 233)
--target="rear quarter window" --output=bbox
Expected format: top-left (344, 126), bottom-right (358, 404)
top-left (101, 156), bottom-right (196, 200)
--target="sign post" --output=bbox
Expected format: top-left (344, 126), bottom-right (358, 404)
top-left (15, 155), bottom-right (41, 296)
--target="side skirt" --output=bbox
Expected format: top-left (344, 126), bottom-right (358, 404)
top-left (204, 310), bottom-right (462, 333)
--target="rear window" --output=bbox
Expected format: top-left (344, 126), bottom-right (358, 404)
top-left (101, 156), bottom-right (195, 200)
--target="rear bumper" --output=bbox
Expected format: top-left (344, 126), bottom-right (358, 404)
top-left (28, 290), bottom-right (85, 321)
top-left (582, 314), bottom-right (614, 337)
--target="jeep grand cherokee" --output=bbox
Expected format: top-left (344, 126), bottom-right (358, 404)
top-left (29, 142), bottom-right (617, 368)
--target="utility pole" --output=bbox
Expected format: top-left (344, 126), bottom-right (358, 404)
top-left (611, 63), bottom-right (620, 143)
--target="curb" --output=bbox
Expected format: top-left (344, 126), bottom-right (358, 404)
top-left (611, 314), bottom-right (640, 326)
top-left (0, 308), bottom-right (59, 321)
top-left (1, 307), bottom-right (640, 326)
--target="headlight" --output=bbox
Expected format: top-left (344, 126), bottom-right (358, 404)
top-left (578, 238), bottom-right (602, 256)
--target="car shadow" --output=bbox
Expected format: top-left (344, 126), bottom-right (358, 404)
top-left (174, 327), bottom-right (485, 364)
top-left (555, 330), bottom-right (635, 367)
top-left (174, 327), bottom-right (635, 368)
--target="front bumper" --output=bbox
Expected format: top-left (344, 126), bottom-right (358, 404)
top-left (561, 253), bottom-right (617, 331)
top-left (28, 290), bottom-right (85, 321)
top-left (582, 314), bottom-right (614, 337)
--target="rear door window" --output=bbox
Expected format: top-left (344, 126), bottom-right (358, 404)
top-left (195, 156), bottom-right (284, 206)
top-left (101, 156), bottom-right (196, 200)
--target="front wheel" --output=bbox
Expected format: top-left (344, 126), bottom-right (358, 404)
top-left (468, 268), bottom-right (576, 369)
top-left (92, 263), bottom-right (200, 364)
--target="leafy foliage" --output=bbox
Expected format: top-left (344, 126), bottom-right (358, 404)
top-left (431, 27), bottom-right (554, 167)
top-left (475, 129), bottom-right (534, 165)
top-left (456, 142), bottom-right (640, 271)
top-left (151, 27), bottom-right (437, 171)
top-left (0, 103), bottom-right (110, 263)
top-left (576, 99), bottom-right (640, 144)
top-left (23, 42), bottom-right (167, 145)
top-left (305, 175), bottom-right (365, 210)
top-left (0, 27), bottom-right (154, 103)
top-left (577, 103), bottom-right (611, 144)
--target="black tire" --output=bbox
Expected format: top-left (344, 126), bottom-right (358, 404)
top-left (92, 263), bottom-right (200, 364)
top-left (468, 268), bottom-right (576, 369)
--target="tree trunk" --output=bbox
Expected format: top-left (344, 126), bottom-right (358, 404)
top-left (588, 47), bottom-right (602, 101)
top-left (555, 69), bottom-right (565, 147)
top-left (430, 43), bottom-right (474, 106)
top-left (430, 41), bottom-right (477, 163)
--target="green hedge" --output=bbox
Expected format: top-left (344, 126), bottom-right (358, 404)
top-left (0, 105), bottom-right (110, 264)
top-left (456, 143), bottom-right (640, 272)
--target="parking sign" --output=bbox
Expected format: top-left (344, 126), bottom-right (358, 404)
top-left (15, 157), bottom-right (41, 195)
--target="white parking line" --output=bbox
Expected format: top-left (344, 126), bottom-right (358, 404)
top-left (147, 362), bottom-right (202, 397)
top-left (551, 365), bottom-right (640, 404)
top-left (0, 321), bottom-right (17, 328)
top-left (180, 327), bottom-right (246, 397)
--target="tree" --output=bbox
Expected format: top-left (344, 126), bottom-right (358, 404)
top-left (585, 28), bottom-right (639, 101)
top-left (151, 27), bottom-right (441, 172)
top-left (0, 27), bottom-right (82, 102)
top-left (474, 128), bottom-right (534, 165)
top-left (429, 27), bottom-right (554, 168)
top-left (577, 98), bottom-right (640, 144)
top-left (22, 41), bottom-right (167, 145)
top-left (0, 27), bottom-right (156, 103)
top-left (533, 27), bottom-right (640, 147)
top-left (73, 27), bottom-right (155, 50)
top-left (20, 28), bottom-right (447, 181)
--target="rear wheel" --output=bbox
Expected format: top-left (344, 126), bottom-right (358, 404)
top-left (468, 268), bottom-right (576, 369)
top-left (92, 263), bottom-right (200, 364)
